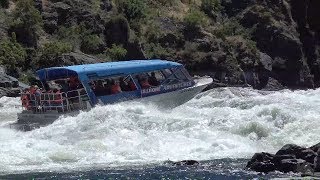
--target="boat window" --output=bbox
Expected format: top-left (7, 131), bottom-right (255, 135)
top-left (135, 73), bottom-right (152, 89)
top-left (147, 71), bottom-right (164, 86)
top-left (161, 69), bottom-right (172, 78)
top-left (181, 68), bottom-right (193, 80)
top-left (173, 68), bottom-right (189, 81)
top-left (90, 75), bottom-right (137, 97)
top-left (159, 69), bottom-right (179, 85)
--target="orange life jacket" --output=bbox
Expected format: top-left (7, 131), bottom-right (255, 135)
top-left (141, 80), bottom-right (151, 89)
top-left (21, 94), bottom-right (30, 109)
top-left (111, 85), bottom-right (121, 94)
top-left (54, 90), bottom-right (63, 103)
top-left (129, 81), bottom-right (137, 91)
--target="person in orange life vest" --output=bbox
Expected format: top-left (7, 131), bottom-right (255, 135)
top-left (21, 88), bottom-right (30, 110)
top-left (140, 77), bottom-right (151, 89)
top-left (53, 88), bottom-right (63, 104)
top-left (110, 79), bottom-right (122, 94)
top-left (29, 85), bottom-right (36, 94)
top-left (128, 79), bottom-right (137, 91)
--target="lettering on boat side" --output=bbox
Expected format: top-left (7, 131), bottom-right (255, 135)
top-left (163, 82), bottom-right (192, 91)
top-left (141, 82), bottom-right (192, 95)
top-left (141, 86), bottom-right (161, 94)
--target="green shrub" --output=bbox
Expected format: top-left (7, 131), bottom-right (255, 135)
top-left (115, 0), bottom-right (147, 20)
top-left (11, 0), bottom-right (42, 31)
top-left (10, 0), bottom-right (42, 47)
top-left (81, 34), bottom-right (105, 54)
top-left (144, 43), bottom-right (171, 59)
top-left (201, 0), bottom-right (222, 16)
top-left (214, 19), bottom-right (251, 39)
top-left (0, 34), bottom-right (27, 71)
top-left (37, 41), bottom-right (72, 68)
top-left (184, 8), bottom-right (207, 29)
top-left (56, 25), bottom-right (87, 50)
top-left (106, 44), bottom-right (127, 60)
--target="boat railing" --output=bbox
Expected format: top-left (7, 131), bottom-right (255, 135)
top-left (21, 88), bottom-right (89, 113)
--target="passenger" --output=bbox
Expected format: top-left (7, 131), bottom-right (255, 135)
top-left (140, 77), bottom-right (151, 89)
top-left (95, 80), bottom-right (105, 96)
top-left (119, 77), bottom-right (129, 91)
top-left (69, 76), bottom-right (80, 90)
top-left (29, 85), bottom-right (36, 94)
top-left (30, 85), bottom-right (41, 109)
top-left (149, 72), bottom-right (159, 86)
top-left (21, 88), bottom-right (30, 110)
top-left (35, 86), bottom-right (42, 97)
top-left (104, 79), bottom-right (112, 95)
top-left (60, 80), bottom-right (69, 93)
top-left (110, 79), bottom-right (122, 94)
top-left (128, 79), bottom-right (137, 91)
top-left (53, 88), bottom-right (63, 104)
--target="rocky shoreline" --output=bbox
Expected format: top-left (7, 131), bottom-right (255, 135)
top-left (247, 143), bottom-right (320, 176)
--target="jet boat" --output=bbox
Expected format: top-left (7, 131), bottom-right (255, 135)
top-left (13, 60), bottom-right (213, 130)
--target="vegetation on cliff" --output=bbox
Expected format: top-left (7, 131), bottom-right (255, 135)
top-left (0, 0), bottom-right (319, 88)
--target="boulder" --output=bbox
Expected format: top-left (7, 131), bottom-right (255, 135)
top-left (315, 149), bottom-right (320, 172)
top-left (246, 152), bottom-right (274, 168)
top-left (272, 154), bottom-right (296, 164)
top-left (278, 159), bottom-right (306, 173)
top-left (310, 143), bottom-right (320, 153)
top-left (297, 149), bottom-right (317, 164)
top-left (249, 161), bottom-right (275, 173)
top-left (164, 160), bottom-right (200, 166)
top-left (173, 160), bottom-right (199, 166)
top-left (275, 144), bottom-right (305, 156)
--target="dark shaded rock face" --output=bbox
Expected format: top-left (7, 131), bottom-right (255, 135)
top-left (247, 143), bottom-right (320, 174)
top-left (290, 0), bottom-right (320, 86)
top-left (218, 0), bottom-right (319, 89)
top-left (104, 16), bottom-right (130, 47)
top-left (42, 0), bottom-right (109, 34)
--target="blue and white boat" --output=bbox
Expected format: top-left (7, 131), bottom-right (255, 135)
top-left (15, 60), bottom-right (212, 130)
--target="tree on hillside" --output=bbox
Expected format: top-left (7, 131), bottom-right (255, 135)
top-left (115, 0), bottom-right (147, 20)
top-left (36, 41), bottom-right (72, 69)
top-left (201, 0), bottom-right (222, 17)
top-left (0, 33), bottom-right (27, 73)
top-left (106, 44), bottom-right (127, 60)
top-left (10, 0), bottom-right (43, 47)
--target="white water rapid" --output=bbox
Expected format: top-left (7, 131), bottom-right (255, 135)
top-left (0, 87), bottom-right (320, 174)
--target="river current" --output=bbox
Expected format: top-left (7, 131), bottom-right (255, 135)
top-left (0, 87), bottom-right (319, 178)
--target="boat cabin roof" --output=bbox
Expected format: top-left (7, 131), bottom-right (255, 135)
top-left (36, 60), bottom-right (183, 81)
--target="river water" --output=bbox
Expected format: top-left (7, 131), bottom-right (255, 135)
top-left (0, 87), bottom-right (319, 179)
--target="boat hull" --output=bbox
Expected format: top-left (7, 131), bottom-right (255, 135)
top-left (141, 77), bottom-right (212, 108)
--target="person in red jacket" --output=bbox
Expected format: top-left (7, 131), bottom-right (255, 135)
top-left (140, 77), bottom-right (151, 89)
top-left (128, 79), bottom-right (137, 91)
top-left (110, 79), bottom-right (122, 94)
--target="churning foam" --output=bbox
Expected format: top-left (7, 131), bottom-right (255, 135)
top-left (0, 87), bottom-right (320, 174)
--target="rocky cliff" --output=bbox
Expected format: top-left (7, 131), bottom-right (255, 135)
top-left (0, 0), bottom-right (319, 89)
